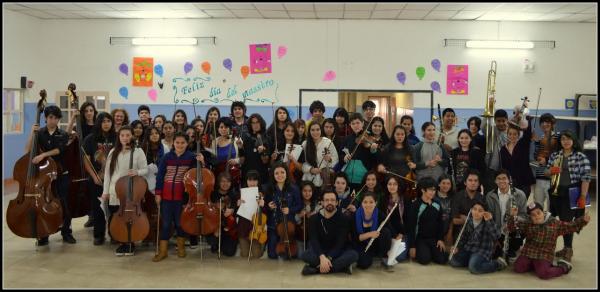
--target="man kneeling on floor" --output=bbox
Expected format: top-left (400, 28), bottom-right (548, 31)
top-left (301, 189), bottom-right (358, 275)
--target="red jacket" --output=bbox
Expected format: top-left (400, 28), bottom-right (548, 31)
top-left (155, 150), bottom-right (195, 201)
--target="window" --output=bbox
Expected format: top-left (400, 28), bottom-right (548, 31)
top-left (2, 88), bottom-right (24, 134)
top-left (56, 91), bottom-right (110, 132)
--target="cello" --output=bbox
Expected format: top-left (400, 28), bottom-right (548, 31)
top-left (181, 131), bottom-right (218, 237)
top-left (7, 90), bottom-right (63, 240)
top-left (275, 197), bottom-right (297, 259)
top-left (63, 83), bottom-right (91, 218)
top-left (109, 140), bottom-right (150, 244)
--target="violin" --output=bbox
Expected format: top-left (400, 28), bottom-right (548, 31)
top-left (319, 142), bottom-right (335, 189)
top-left (275, 197), bottom-right (297, 259)
top-left (219, 195), bottom-right (238, 240)
top-left (537, 134), bottom-right (557, 164)
top-left (7, 90), bottom-right (63, 239)
top-left (255, 133), bottom-right (270, 164)
top-left (63, 83), bottom-right (91, 218)
top-left (249, 193), bottom-right (267, 244)
top-left (285, 143), bottom-right (299, 184)
top-left (404, 155), bottom-right (418, 200)
top-left (181, 131), bottom-right (218, 236)
top-left (109, 142), bottom-right (150, 243)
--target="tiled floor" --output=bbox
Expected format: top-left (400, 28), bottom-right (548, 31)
top-left (2, 190), bottom-right (597, 288)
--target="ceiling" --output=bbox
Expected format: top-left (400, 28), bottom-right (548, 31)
top-left (2, 2), bottom-right (597, 22)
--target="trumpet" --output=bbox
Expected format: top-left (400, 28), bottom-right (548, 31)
top-left (550, 154), bottom-right (563, 196)
top-left (482, 61), bottom-right (497, 154)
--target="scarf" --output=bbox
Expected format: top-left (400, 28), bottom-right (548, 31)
top-left (355, 206), bottom-right (379, 235)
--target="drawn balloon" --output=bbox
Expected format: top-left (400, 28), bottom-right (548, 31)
top-left (119, 63), bottom-right (128, 75)
top-left (201, 61), bottom-right (211, 74)
top-left (416, 67), bottom-right (426, 80)
top-left (431, 59), bottom-right (441, 72)
top-left (184, 62), bottom-right (193, 74)
top-left (119, 87), bottom-right (128, 99)
top-left (223, 58), bottom-right (232, 72)
top-left (396, 72), bottom-right (406, 85)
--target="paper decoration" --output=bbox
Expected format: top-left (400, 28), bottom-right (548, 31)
top-left (431, 81), bottom-right (441, 93)
top-left (249, 44), bottom-right (272, 74)
top-left (148, 88), bottom-right (157, 102)
top-left (184, 62), bottom-right (193, 74)
top-left (396, 72), bottom-right (406, 85)
top-left (223, 58), bottom-right (233, 72)
top-left (119, 86), bottom-right (128, 99)
top-left (154, 64), bottom-right (163, 78)
top-left (323, 70), bottom-right (336, 82)
top-left (133, 57), bottom-right (153, 87)
top-left (446, 65), bottom-right (468, 95)
top-left (201, 61), bottom-right (211, 74)
top-left (431, 59), bottom-right (441, 72)
top-left (119, 63), bottom-right (128, 75)
top-left (277, 45), bottom-right (287, 59)
top-left (241, 66), bottom-right (249, 79)
top-left (416, 67), bottom-right (425, 80)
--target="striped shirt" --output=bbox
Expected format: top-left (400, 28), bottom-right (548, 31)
top-left (155, 150), bottom-right (196, 201)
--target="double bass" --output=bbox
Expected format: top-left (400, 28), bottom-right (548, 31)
top-left (7, 90), bottom-right (63, 239)
top-left (109, 141), bottom-right (150, 244)
top-left (63, 83), bottom-right (91, 218)
top-left (181, 132), bottom-right (218, 237)
top-left (275, 197), bottom-right (297, 259)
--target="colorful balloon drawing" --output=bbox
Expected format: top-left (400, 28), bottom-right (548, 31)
top-left (119, 63), bottom-right (128, 75)
top-left (396, 72), bottom-right (406, 85)
top-left (241, 66), bottom-right (250, 80)
top-left (416, 67), bottom-right (426, 80)
top-left (184, 62), bottom-right (193, 74)
top-left (154, 64), bottom-right (164, 78)
top-left (119, 87), bottom-right (128, 99)
top-left (201, 61), bottom-right (211, 74)
top-left (431, 59), bottom-right (441, 72)
top-left (223, 58), bottom-right (232, 72)
top-left (323, 70), bottom-right (336, 82)
top-left (277, 45), bottom-right (287, 59)
top-left (431, 81), bottom-right (441, 93)
top-left (148, 88), bottom-right (157, 102)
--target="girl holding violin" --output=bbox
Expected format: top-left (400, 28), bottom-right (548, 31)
top-left (366, 116), bottom-right (389, 154)
top-left (208, 117), bottom-right (244, 188)
top-left (342, 113), bottom-right (376, 191)
top-left (351, 192), bottom-right (393, 270)
top-left (264, 162), bottom-right (301, 259)
top-left (82, 112), bottom-right (116, 246)
top-left (275, 122), bottom-right (302, 184)
top-left (300, 121), bottom-right (339, 190)
top-left (24, 105), bottom-right (73, 246)
top-left (238, 170), bottom-right (266, 259)
top-left (207, 172), bottom-right (240, 257)
top-left (242, 114), bottom-right (271, 185)
top-left (295, 181), bottom-right (320, 255)
top-left (323, 118), bottom-right (344, 170)
top-left (153, 132), bottom-right (202, 261)
top-left (267, 106), bottom-right (292, 156)
top-left (382, 175), bottom-right (410, 263)
top-left (532, 113), bottom-right (559, 210)
top-left (377, 125), bottom-right (416, 189)
top-left (354, 170), bottom-right (385, 212)
top-left (102, 126), bottom-right (148, 256)
top-left (333, 107), bottom-right (352, 141)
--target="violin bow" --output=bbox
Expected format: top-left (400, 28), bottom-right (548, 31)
top-left (532, 88), bottom-right (542, 132)
top-left (347, 118), bottom-right (375, 160)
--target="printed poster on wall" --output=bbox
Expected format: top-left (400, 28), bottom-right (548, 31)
top-left (249, 44), bottom-right (272, 74)
top-left (133, 57), bottom-right (154, 87)
top-left (447, 65), bottom-right (468, 95)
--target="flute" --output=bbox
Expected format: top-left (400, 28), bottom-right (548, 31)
top-left (365, 203), bottom-right (398, 253)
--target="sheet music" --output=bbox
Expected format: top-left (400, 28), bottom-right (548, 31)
top-left (238, 187), bottom-right (259, 221)
top-left (283, 144), bottom-right (302, 163)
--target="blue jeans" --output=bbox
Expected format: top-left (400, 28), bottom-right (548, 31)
top-left (159, 200), bottom-right (184, 240)
top-left (449, 249), bottom-right (499, 274)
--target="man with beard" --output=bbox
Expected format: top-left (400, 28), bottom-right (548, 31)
top-left (301, 190), bottom-right (358, 275)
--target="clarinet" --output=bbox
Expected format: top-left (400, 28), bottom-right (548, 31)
top-left (448, 154), bottom-right (456, 193)
top-left (510, 183), bottom-right (521, 239)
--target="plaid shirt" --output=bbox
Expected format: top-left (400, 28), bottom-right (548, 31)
top-left (508, 214), bottom-right (587, 262)
top-left (546, 150), bottom-right (592, 183)
top-left (457, 218), bottom-right (501, 260)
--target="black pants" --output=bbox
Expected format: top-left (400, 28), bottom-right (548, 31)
top-left (415, 238), bottom-right (448, 265)
top-left (356, 228), bottom-right (392, 269)
top-left (206, 233), bottom-right (238, 257)
top-left (301, 248), bottom-right (358, 273)
top-left (87, 180), bottom-right (106, 239)
top-left (550, 185), bottom-right (584, 248)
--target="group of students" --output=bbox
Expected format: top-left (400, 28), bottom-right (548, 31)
top-left (24, 98), bottom-right (592, 280)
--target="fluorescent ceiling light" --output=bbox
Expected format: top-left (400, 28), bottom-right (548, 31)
top-left (466, 40), bottom-right (535, 49)
top-left (131, 37), bottom-right (198, 46)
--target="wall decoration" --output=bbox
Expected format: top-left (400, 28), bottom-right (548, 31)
top-left (172, 76), bottom-right (279, 105)
top-left (184, 62), bottom-right (193, 74)
top-left (223, 58), bottom-right (233, 72)
top-left (154, 64), bottom-right (164, 78)
top-left (241, 66), bottom-right (250, 80)
top-left (323, 70), bottom-right (336, 82)
top-left (119, 86), bottom-right (128, 99)
top-left (158, 82), bottom-right (164, 89)
top-left (431, 81), bottom-right (441, 93)
top-left (133, 57), bottom-right (153, 87)
top-left (431, 59), bottom-right (441, 72)
top-left (416, 67), bottom-right (425, 80)
top-left (250, 44), bottom-right (272, 74)
top-left (119, 63), bottom-right (128, 75)
top-left (277, 45), bottom-right (287, 59)
top-left (446, 65), bottom-right (469, 95)
top-left (148, 88), bottom-right (158, 102)
top-left (396, 72), bottom-right (406, 85)
top-left (565, 98), bottom-right (575, 109)
top-left (201, 61), bottom-right (211, 74)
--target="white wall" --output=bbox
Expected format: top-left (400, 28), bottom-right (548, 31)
top-left (2, 9), bottom-right (597, 110)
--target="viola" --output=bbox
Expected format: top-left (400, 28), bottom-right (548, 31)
top-left (275, 197), bottom-right (297, 259)
top-left (7, 90), bottom-right (63, 239)
top-left (319, 141), bottom-right (335, 189)
top-left (181, 132), bottom-right (218, 236)
top-left (219, 195), bottom-right (238, 240)
top-left (249, 193), bottom-right (267, 245)
top-left (63, 83), bottom-right (90, 218)
top-left (109, 143), bottom-right (150, 243)
top-left (537, 134), bottom-right (557, 163)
